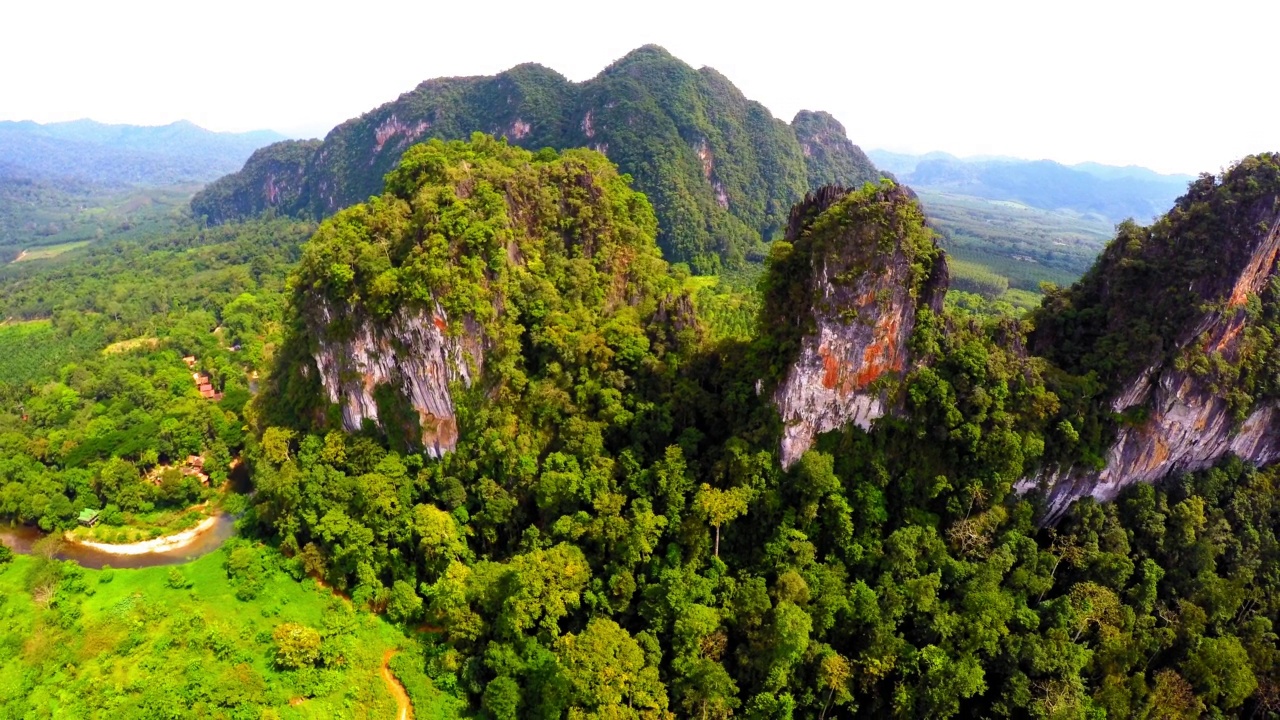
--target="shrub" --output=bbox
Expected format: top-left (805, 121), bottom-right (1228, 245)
top-left (272, 622), bottom-right (322, 669)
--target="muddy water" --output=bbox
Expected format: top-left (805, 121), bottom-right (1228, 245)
top-left (0, 512), bottom-right (236, 569)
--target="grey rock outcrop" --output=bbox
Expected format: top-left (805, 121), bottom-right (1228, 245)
top-left (1019, 196), bottom-right (1280, 522)
top-left (310, 302), bottom-right (483, 458)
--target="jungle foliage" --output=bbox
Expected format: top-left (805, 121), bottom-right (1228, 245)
top-left (0, 218), bottom-right (311, 533)
top-left (240, 138), bottom-right (1280, 718)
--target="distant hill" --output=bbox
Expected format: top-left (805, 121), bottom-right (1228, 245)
top-left (0, 119), bottom-right (285, 187)
top-left (194, 45), bottom-right (882, 269)
top-left (0, 119), bottom-right (283, 260)
top-left (868, 150), bottom-right (1194, 223)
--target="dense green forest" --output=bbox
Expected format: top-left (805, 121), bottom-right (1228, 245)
top-left (239, 137), bottom-right (1275, 717)
top-left (0, 218), bottom-right (311, 533)
top-left (1, 136), bottom-right (1278, 718)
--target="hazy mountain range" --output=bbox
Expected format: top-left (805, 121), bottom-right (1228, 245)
top-left (0, 119), bottom-right (284, 187)
top-left (0, 119), bottom-right (282, 255)
top-left (870, 149), bottom-right (1195, 223)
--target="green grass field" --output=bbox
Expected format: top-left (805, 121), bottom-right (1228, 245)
top-left (12, 241), bottom-right (92, 263)
top-left (0, 543), bottom-right (461, 718)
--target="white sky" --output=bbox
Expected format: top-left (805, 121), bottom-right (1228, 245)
top-left (1, 0), bottom-right (1274, 175)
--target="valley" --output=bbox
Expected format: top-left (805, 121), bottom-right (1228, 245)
top-left (0, 42), bottom-right (1277, 720)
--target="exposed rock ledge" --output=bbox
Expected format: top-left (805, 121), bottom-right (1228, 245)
top-left (1019, 206), bottom-right (1280, 522)
top-left (311, 302), bottom-right (483, 458)
top-left (1016, 370), bottom-right (1280, 523)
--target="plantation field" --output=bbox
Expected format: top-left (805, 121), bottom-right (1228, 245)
top-left (919, 190), bottom-right (1114, 292)
top-left (0, 542), bottom-right (461, 718)
top-left (0, 181), bottom-right (196, 264)
top-left (0, 320), bottom-right (105, 386)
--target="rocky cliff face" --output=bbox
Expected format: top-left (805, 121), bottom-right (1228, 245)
top-left (1020, 161), bottom-right (1280, 521)
top-left (266, 135), bottom-right (678, 458)
top-left (308, 302), bottom-right (484, 458)
top-left (770, 184), bottom-right (948, 468)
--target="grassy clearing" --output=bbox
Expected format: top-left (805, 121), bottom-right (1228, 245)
top-left (0, 543), bottom-right (456, 718)
top-left (12, 240), bottom-right (92, 263)
top-left (103, 336), bottom-right (161, 355)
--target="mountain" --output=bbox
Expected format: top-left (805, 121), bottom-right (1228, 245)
top-left (260, 132), bottom-right (692, 463)
top-left (790, 111), bottom-right (881, 191)
top-left (0, 119), bottom-right (285, 186)
top-left (1022, 154), bottom-right (1280, 519)
top-left (766, 184), bottom-right (948, 466)
top-left (868, 149), bottom-right (1194, 223)
top-left (0, 119), bottom-right (284, 259)
top-left (8, 127), bottom-right (1280, 715)
top-left (193, 45), bottom-right (882, 269)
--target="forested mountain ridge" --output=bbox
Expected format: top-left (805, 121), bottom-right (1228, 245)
top-left (1021, 154), bottom-right (1280, 519)
top-left (233, 135), bottom-right (1280, 717)
top-left (192, 45), bottom-right (883, 270)
top-left (792, 111), bottom-right (881, 192)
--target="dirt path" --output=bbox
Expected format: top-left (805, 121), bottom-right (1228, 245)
top-left (381, 650), bottom-right (413, 720)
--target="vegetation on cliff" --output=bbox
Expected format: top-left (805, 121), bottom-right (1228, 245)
top-left (757, 182), bottom-right (946, 387)
top-left (791, 111), bottom-right (881, 192)
top-left (190, 139), bottom-right (321, 224)
top-left (3, 118), bottom-right (1280, 716)
top-left (1034, 154), bottom-right (1280, 409)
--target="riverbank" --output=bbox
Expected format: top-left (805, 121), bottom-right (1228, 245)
top-left (67, 513), bottom-right (221, 555)
top-left (1, 511), bottom-right (237, 570)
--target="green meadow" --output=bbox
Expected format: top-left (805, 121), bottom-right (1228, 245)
top-left (0, 541), bottom-right (461, 719)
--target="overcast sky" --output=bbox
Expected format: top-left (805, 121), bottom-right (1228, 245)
top-left (2, 0), bottom-right (1274, 175)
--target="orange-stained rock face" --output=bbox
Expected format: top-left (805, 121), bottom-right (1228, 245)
top-left (773, 187), bottom-right (947, 469)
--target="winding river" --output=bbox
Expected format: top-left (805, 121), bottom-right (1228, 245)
top-left (0, 512), bottom-right (237, 569)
